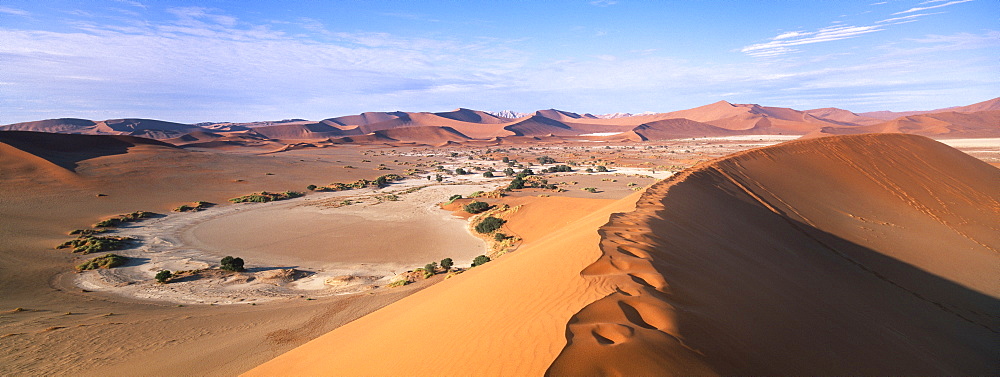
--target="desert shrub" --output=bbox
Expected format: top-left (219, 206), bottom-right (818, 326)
top-left (229, 191), bottom-right (304, 203)
top-left (423, 262), bottom-right (437, 278)
top-left (57, 236), bottom-right (132, 254)
top-left (585, 168), bottom-right (594, 173)
top-left (77, 254), bottom-right (128, 271)
top-left (306, 184), bottom-right (317, 191)
top-left (537, 156), bottom-right (556, 164)
top-left (455, 168), bottom-right (467, 175)
top-left (471, 255), bottom-right (491, 267)
top-left (388, 279), bottom-right (410, 287)
top-left (507, 177), bottom-right (525, 190)
top-left (483, 171), bottom-right (494, 178)
top-left (436, 174), bottom-right (443, 182)
top-left (501, 157), bottom-right (510, 163)
top-left (494, 233), bottom-right (508, 241)
top-left (69, 229), bottom-right (105, 236)
top-left (463, 201), bottom-right (490, 214)
top-left (220, 256), bottom-right (245, 272)
top-left (475, 216), bottom-right (506, 234)
top-left (448, 194), bottom-right (463, 201)
top-left (504, 168), bottom-right (515, 176)
top-left (596, 165), bottom-right (609, 172)
top-left (155, 270), bottom-right (172, 283)
top-left (440, 258), bottom-right (453, 270)
top-left (94, 211), bottom-right (154, 228)
top-left (583, 187), bottom-right (598, 193)
top-left (544, 165), bottom-right (572, 173)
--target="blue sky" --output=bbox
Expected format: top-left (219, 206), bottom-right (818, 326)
top-left (0, 0), bottom-right (997, 123)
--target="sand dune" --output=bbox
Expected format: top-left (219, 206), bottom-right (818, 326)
top-left (628, 118), bottom-right (740, 140)
top-left (434, 108), bottom-right (509, 124)
top-left (0, 118), bottom-right (97, 133)
top-left (860, 96), bottom-right (1000, 120)
top-left (0, 131), bottom-right (177, 171)
top-left (816, 110), bottom-right (1000, 138)
top-left (247, 133), bottom-right (999, 376)
top-left (372, 125), bottom-right (471, 145)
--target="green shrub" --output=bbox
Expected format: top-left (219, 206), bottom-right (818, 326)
top-left (583, 187), bottom-right (598, 193)
top-left (585, 168), bottom-right (594, 173)
top-left (475, 216), bottom-right (506, 234)
top-left (537, 156), bottom-right (556, 164)
top-left (57, 236), bottom-right (132, 254)
top-left (508, 177), bottom-right (525, 190)
top-left (455, 168), bottom-right (467, 175)
top-left (94, 211), bottom-right (154, 228)
top-left (463, 201), bottom-right (490, 214)
top-left (306, 184), bottom-right (317, 191)
top-left (423, 262), bottom-right (437, 278)
top-left (494, 233), bottom-right (508, 241)
top-left (220, 256), bottom-right (245, 272)
top-left (229, 191), bottom-right (304, 203)
top-left (472, 255), bottom-right (491, 267)
top-left (388, 279), bottom-right (410, 287)
top-left (155, 270), bottom-right (172, 283)
top-left (504, 168), bottom-right (515, 176)
top-left (483, 171), bottom-right (494, 178)
top-left (596, 165), bottom-right (609, 172)
top-left (77, 254), bottom-right (128, 271)
top-left (440, 258), bottom-right (453, 270)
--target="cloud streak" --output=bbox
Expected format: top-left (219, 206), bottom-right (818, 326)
top-left (741, 25), bottom-right (883, 57)
top-left (893, 0), bottom-right (974, 15)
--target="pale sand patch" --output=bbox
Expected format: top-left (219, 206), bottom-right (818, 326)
top-left (73, 181), bottom-right (497, 305)
top-left (937, 138), bottom-right (1000, 148)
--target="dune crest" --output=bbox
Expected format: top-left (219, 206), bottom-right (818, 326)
top-left (548, 133), bottom-right (999, 376)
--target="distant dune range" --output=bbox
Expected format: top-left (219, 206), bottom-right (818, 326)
top-left (3, 97), bottom-right (998, 149)
top-left (245, 134), bottom-right (1000, 376)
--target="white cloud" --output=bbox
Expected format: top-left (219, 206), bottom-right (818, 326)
top-left (741, 25), bottom-right (883, 57)
top-left (0, 6), bottom-right (29, 16)
top-left (893, 0), bottom-right (974, 15)
top-left (773, 31), bottom-right (806, 40)
top-left (589, 0), bottom-right (619, 6)
top-left (876, 12), bottom-right (943, 23)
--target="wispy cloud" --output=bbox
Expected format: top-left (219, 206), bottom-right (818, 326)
top-left (893, 0), bottom-right (973, 15)
top-left (741, 25), bottom-right (883, 57)
top-left (876, 12), bottom-right (943, 24)
top-left (113, 0), bottom-right (147, 9)
top-left (589, 0), bottom-right (618, 7)
top-left (0, 6), bottom-right (29, 16)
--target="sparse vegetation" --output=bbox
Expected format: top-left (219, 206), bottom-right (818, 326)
top-left (583, 187), bottom-right (598, 193)
top-left (306, 184), bottom-right (317, 191)
top-left (220, 256), bottom-right (245, 272)
top-left (76, 254), bottom-right (128, 271)
top-left (543, 165), bottom-right (572, 173)
top-left (155, 270), bottom-right (172, 283)
top-left (475, 216), bottom-right (506, 234)
top-left (94, 211), bottom-right (155, 228)
top-left (57, 236), bottom-right (132, 254)
top-left (388, 279), bottom-right (410, 287)
top-left (69, 229), bottom-right (106, 236)
top-left (174, 201), bottom-right (212, 212)
top-left (596, 165), bottom-right (609, 172)
top-left (463, 201), bottom-right (490, 214)
top-left (440, 258), bottom-right (453, 271)
top-left (537, 156), bottom-right (556, 164)
top-left (471, 255), bottom-right (491, 267)
top-left (229, 191), bottom-right (304, 203)
top-left (423, 262), bottom-right (438, 278)
top-left (494, 233), bottom-right (508, 241)
top-left (483, 171), bottom-right (494, 178)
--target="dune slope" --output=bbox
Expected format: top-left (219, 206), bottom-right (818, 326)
top-left (549, 133), bottom-right (999, 376)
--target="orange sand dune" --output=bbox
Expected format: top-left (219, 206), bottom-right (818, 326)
top-left (434, 108), bottom-right (509, 124)
top-left (322, 111), bottom-right (408, 127)
top-left (250, 122), bottom-right (361, 140)
top-left (0, 131), bottom-right (177, 171)
top-left (0, 118), bottom-right (97, 133)
top-left (247, 133), bottom-right (998, 376)
top-left (628, 118), bottom-right (740, 140)
top-left (503, 115), bottom-right (578, 136)
top-left (861, 96), bottom-right (1000, 120)
top-left (372, 125), bottom-right (471, 145)
top-left (816, 110), bottom-right (1000, 138)
top-left (244, 195), bottom-right (642, 376)
top-left (549, 133), bottom-right (999, 375)
top-left (803, 107), bottom-right (883, 126)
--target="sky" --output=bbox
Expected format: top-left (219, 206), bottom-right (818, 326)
top-left (0, 0), bottom-right (997, 124)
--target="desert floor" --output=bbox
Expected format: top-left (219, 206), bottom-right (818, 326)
top-left (2, 135), bottom-right (997, 376)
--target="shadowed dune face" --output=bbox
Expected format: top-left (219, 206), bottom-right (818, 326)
top-left (548, 134), bottom-right (1000, 376)
top-left (0, 131), bottom-right (177, 171)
